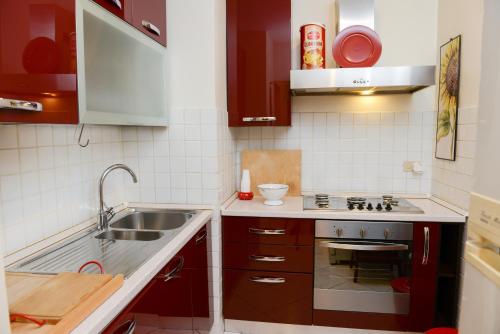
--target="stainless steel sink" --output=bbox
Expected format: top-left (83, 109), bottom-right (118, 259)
top-left (95, 230), bottom-right (164, 241)
top-left (110, 210), bottom-right (196, 231)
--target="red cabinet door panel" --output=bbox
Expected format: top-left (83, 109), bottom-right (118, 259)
top-left (223, 269), bottom-right (313, 325)
top-left (227, 0), bottom-right (291, 126)
top-left (222, 217), bottom-right (314, 246)
top-left (92, 0), bottom-right (131, 20)
top-left (131, 0), bottom-right (166, 46)
top-left (0, 0), bottom-right (78, 124)
top-left (223, 242), bottom-right (313, 273)
top-left (409, 222), bottom-right (441, 332)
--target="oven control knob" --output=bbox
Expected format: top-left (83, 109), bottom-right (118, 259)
top-left (360, 227), bottom-right (366, 238)
top-left (367, 203), bottom-right (373, 211)
top-left (384, 228), bottom-right (391, 239)
top-left (376, 203), bottom-right (383, 211)
top-left (348, 203), bottom-right (355, 210)
top-left (336, 228), bottom-right (344, 237)
top-left (385, 203), bottom-right (393, 211)
top-left (358, 203), bottom-right (365, 210)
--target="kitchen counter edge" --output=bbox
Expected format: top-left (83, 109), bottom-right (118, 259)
top-left (221, 195), bottom-right (467, 223)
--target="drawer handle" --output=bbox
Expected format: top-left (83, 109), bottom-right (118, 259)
top-left (249, 255), bottom-right (286, 262)
top-left (195, 230), bottom-right (207, 245)
top-left (0, 98), bottom-right (42, 112)
top-left (249, 228), bottom-right (285, 235)
top-left (106, 0), bottom-right (122, 10)
top-left (112, 318), bottom-right (136, 334)
top-left (142, 20), bottom-right (161, 36)
top-left (250, 276), bottom-right (286, 284)
top-left (161, 256), bottom-right (184, 282)
top-left (242, 116), bottom-right (276, 122)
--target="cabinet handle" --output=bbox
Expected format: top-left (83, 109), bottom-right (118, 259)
top-left (250, 276), bottom-right (286, 284)
top-left (106, 0), bottom-right (122, 10)
top-left (142, 20), bottom-right (161, 36)
top-left (161, 256), bottom-right (184, 282)
top-left (422, 226), bottom-right (430, 265)
top-left (112, 318), bottom-right (136, 334)
top-left (0, 98), bottom-right (42, 112)
top-left (195, 230), bottom-right (207, 245)
top-left (248, 228), bottom-right (285, 235)
top-left (242, 116), bottom-right (276, 122)
top-left (249, 255), bottom-right (286, 262)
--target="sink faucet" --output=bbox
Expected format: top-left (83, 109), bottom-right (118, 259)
top-left (98, 164), bottom-right (138, 230)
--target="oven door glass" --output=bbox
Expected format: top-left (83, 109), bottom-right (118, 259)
top-left (314, 238), bottom-right (412, 314)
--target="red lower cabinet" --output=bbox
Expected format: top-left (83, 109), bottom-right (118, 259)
top-left (222, 217), bottom-right (314, 325)
top-left (223, 269), bottom-right (312, 325)
top-left (409, 222), bottom-right (441, 332)
top-left (103, 224), bottom-right (211, 333)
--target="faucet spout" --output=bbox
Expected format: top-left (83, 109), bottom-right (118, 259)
top-left (98, 164), bottom-right (138, 230)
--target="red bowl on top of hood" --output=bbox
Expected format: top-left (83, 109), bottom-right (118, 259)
top-left (333, 25), bottom-right (382, 68)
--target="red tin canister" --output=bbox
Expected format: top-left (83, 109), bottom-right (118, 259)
top-left (300, 23), bottom-right (326, 69)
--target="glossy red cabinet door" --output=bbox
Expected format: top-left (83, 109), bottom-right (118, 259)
top-left (92, 0), bottom-right (131, 20)
top-left (409, 222), bottom-right (441, 332)
top-left (227, 0), bottom-right (291, 127)
top-left (223, 217), bottom-right (314, 246)
top-left (131, 0), bottom-right (166, 46)
top-left (0, 0), bottom-right (78, 124)
top-left (102, 278), bottom-right (158, 334)
top-left (223, 243), bottom-right (313, 273)
top-left (223, 269), bottom-right (312, 325)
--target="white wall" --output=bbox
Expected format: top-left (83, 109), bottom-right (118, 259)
top-left (291, 0), bottom-right (437, 69)
top-left (430, 0), bottom-right (483, 209)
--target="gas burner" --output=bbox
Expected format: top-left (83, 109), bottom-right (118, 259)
top-left (315, 194), bottom-right (330, 208)
top-left (347, 197), bottom-right (367, 205)
top-left (382, 195), bottom-right (399, 206)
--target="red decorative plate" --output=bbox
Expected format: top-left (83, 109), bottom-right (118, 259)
top-left (332, 25), bottom-right (382, 67)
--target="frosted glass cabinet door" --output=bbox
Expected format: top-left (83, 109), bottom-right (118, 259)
top-left (76, 0), bottom-right (168, 126)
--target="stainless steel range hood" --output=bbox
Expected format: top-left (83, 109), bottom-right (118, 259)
top-left (291, 0), bottom-right (436, 96)
top-left (291, 65), bottom-right (436, 96)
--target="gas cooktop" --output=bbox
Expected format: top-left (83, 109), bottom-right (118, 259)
top-left (303, 194), bottom-right (424, 214)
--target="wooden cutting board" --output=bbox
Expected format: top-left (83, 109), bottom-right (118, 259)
top-left (241, 149), bottom-right (301, 196)
top-left (6, 273), bottom-right (53, 306)
top-left (9, 272), bottom-right (113, 322)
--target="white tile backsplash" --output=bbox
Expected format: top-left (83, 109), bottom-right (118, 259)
top-left (234, 108), bottom-right (434, 195)
top-left (1, 111), bottom-right (231, 334)
top-left (431, 106), bottom-right (478, 210)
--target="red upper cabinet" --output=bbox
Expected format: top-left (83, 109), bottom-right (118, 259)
top-left (0, 0), bottom-right (78, 124)
top-left (93, 0), bottom-right (166, 46)
top-left (92, 0), bottom-right (130, 20)
top-left (227, 0), bottom-right (291, 127)
top-left (130, 0), bottom-right (166, 46)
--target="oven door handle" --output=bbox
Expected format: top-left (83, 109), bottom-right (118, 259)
top-left (320, 241), bottom-right (408, 251)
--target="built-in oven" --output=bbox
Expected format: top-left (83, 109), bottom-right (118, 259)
top-left (314, 220), bottom-right (414, 315)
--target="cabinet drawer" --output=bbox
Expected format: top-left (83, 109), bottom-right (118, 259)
top-left (223, 269), bottom-right (312, 325)
top-left (222, 217), bottom-right (314, 245)
top-left (223, 243), bottom-right (313, 273)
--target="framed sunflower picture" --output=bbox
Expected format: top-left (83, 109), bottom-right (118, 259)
top-left (436, 35), bottom-right (461, 160)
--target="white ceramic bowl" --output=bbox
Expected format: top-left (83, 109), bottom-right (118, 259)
top-left (257, 184), bottom-right (289, 206)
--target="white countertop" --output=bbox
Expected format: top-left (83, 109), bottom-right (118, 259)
top-left (66, 203), bottom-right (213, 334)
top-left (221, 195), bottom-right (466, 223)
